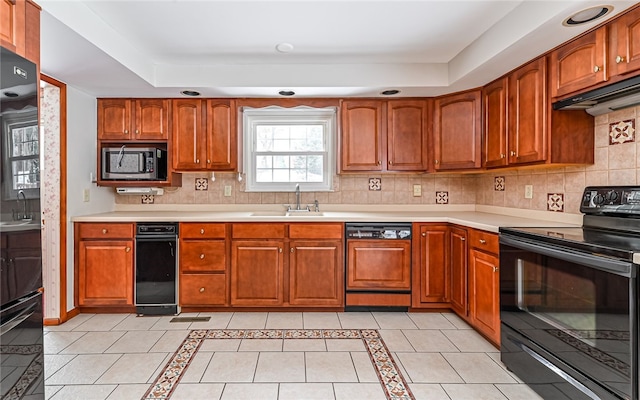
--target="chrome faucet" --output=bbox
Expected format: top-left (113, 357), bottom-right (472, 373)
top-left (295, 183), bottom-right (301, 210)
top-left (17, 190), bottom-right (30, 220)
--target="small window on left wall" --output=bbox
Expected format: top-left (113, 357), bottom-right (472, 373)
top-left (2, 112), bottom-right (39, 199)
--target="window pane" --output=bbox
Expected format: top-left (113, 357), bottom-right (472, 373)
top-left (273, 169), bottom-right (290, 182)
top-left (273, 156), bottom-right (289, 168)
top-left (308, 156), bottom-right (323, 181)
top-left (256, 155), bottom-right (272, 168)
top-left (256, 169), bottom-right (273, 182)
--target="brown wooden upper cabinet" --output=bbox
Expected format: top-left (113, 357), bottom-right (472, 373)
top-left (1, 0), bottom-right (40, 64)
top-left (98, 99), bottom-right (171, 141)
top-left (433, 90), bottom-right (481, 171)
top-left (172, 99), bottom-right (237, 171)
top-left (549, 27), bottom-right (608, 99)
top-left (610, 6), bottom-right (640, 76)
top-left (340, 99), bottom-right (427, 172)
top-left (482, 77), bottom-right (508, 168)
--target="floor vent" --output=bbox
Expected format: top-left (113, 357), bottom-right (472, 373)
top-left (169, 316), bottom-right (211, 323)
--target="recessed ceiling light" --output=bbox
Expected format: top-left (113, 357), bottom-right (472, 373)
top-left (278, 90), bottom-right (295, 96)
top-left (563, 5), bottom-right (612, 26)
top-left (381, 89), bottom-right (400, 96)
top-left (276, 43), bottom-right (294, 53)
top-left (180, 90), bottom-right (200, 96)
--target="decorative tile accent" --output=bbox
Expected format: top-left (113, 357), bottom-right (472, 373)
top-left (141, 195), bottom-right (155, 204)
top-left (609, 119), bottom-right (635, 145)
top-left (547, 193), bottom-right (564, 212)
top-left (494, 176), bottom-right (505, 191)
top-left (547, 329), bottom-right (629, 375)
top-left (0, 345), bottom-right (43, 399)
top-left (436, 191), bottom-right (449, 204)
top-left (195, 178), bottom-right (209, 191)
top-left (143, 329), bottom-right (414, 400)
top-left (369, 177), bottom-right (381, 191)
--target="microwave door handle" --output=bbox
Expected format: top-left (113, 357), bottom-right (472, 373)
top-left (139, 153), bottom-right (145, 172)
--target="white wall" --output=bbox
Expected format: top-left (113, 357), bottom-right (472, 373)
top-left (65, 86), bottom-right (115, 311)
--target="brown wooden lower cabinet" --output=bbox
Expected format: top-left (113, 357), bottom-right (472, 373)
top-left (412, 224), bottom-right (448, 308)
top-left (289, 240), bottom-right (343, 306)
top-left (468, 248), bottom-right (500, 344)
top-left (449, 226), bottom-right (468, 316)
top-left (231, 240), bottom-right (285, 306)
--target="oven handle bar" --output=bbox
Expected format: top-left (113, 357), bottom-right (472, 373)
top-left (500, 234), bottom-right (635, 278)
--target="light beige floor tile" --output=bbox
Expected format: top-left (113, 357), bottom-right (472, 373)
top-left (402, 330), bottom-right (459, 352)
top-left (146, 353), bottom-right (173, 384)
top-left (408, 313), bottom-right (458, 330)
top-left (46, 354), bottom-right (121, 385)
top-left (372, 312), bottom-right (418, 329)
top-left (278, 383), bottom-right (335, 400)
top-left (303, 312), bottom-right (341, 329)
top-left (170, 383), bottom-right (225, 400)
top-left (44, 354), bottom-right (77, 379)
top-left (200, 338), bottom-right (241, 352)
top-left (71, 314), bottom-right (128, 331)
top-left (408, 383), bottom-right (451, 400)
top-left (254, 352), bottom-right (306, 382)
top-left (496, 383), bottom-right (545, 400)
top-left (190, 312), bottom-right (234, 329)
top-left (265, 312), bottom-right (303, 329)
top-left (149, 314), bottom-right (199, 330)
top-left (44, 314), bottom-right (95, 332)
top-left (43, 331), bottom-right (86, 354)
top-left (397, 353), bottom-right (463, 383)
top-left (148, 330), bottom-right (190, 352)
top-left (105, 384), bottom-right (150, 400)
top-left (442, 329), bottom-right (500, 353)
top-left (337, 312), bottom-right (379, 329)
top-left (112, 314), bottom-right (161, 331)
top-left (350, 352), bottom-right (378, 382)
top-left (45, 385), bottom-right (63, 399)
top-left (180, 351), bottom-right (214, 383)
top-left (227, 312), bottom-right (268, 329)
top-left (48, 384), bottom-right (116, 400)
top-left (306, 352), bottom-right (358, 382)
top-left (442, 353), bottom-right (518, 384)
top-left (379, 329), bottom-right (415, 352)
top-left (442, 313), bottom-right (473, 329)
top-left (105, 330), bottom-right (164, 353)
top-left (59, 331), bottom-right (125, 354)
top-left (393, 352), bottom-right (413, 383)
top-left (220, 383), bottom-right (278, 400)
top-left (486, 352), bottom-right (524, 382)
top-left (333, 382), bottom-right (387, 400)
top-left (201, 352), bottom-right (259, 382)
top-left (96, 353), bottom-right (169, 384)
top-left (283, 339), bottom-right (326, 352)
top-left (442, 383), bottom-right (509, 399)
top-left (325, 339), bottom-right (365, 352)
top-left (238, 338), bottom-right (283, 351)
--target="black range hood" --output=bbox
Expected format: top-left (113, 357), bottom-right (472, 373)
top-left (552, 74), bottom-right (640, 115)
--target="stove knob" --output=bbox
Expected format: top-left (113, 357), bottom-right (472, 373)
top-left (593, 193), bottom-right (605, 205)
top-left (606, 190), bottom-right (619, 203)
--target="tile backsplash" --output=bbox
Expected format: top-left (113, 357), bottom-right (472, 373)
top-left (117, 107), bottom-right (640, 214)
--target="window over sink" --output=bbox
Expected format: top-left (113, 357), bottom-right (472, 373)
top-left (242, 106), bottom-right (336, 192)
top-left (2, 109), bottom-right (40, 200)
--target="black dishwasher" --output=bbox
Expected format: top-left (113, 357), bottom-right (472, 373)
top-left (135, 222), bottom-right (178, 315)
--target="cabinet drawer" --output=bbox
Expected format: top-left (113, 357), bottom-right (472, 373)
top-left (180, 223), bottom-right (226, 239)
top-left (232, 223), bottom-right (286, 239)
top-left (180, 241), bottom-right (226, 272)
top-left (468, 229), bottom-right (499, 254)
top-left (77, 223), bottom-right (134, 239)
top-left (180, 274), bottom-right (226, 306)
top-left (289, 223), bottom-right (343, 239)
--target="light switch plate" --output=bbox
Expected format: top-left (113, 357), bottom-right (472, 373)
top-left (525, 185), bottom-right (533, 199)
top-left (83, 188), bottom-right (90, 202)
top-left (224, 185), bottom-right (232, 197)
top-left (413, 184), bottom-right (422, 197)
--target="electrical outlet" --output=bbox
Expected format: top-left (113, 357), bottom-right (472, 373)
top-left (413, 184), bottom-right (422, 197)
top-left (224, 185), bottom-right (232, 197)
top-left (524, 185), bottom-right (533, 199)
top-left (83, 188), bottom-right (90, 202)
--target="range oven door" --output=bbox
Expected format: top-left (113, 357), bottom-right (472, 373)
top-left (500, 234), bottom-right (637, 400)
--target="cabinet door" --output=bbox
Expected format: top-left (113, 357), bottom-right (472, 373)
top-left (469, 248), bottom-right (500, 344)
top-left (340, 100), bottom-right (384, 171)
top-left (289, 240), bottom-right (343, 306)
top-left (550, 27), bottom-right (607, 99)
top-left (231, 240), bottom-right (284, 306)
top-left (172, 99), bottom-right (205, 170)
top-left (206, 99), bottom-right (237, 171)
top-left (347, 240), bottom-right (411, 290)
top-left (413, 225), bottom-right (448, 305)
top-left (611, 7), bottom-right (640, 76)
top-left (77, 240), bottom-right (133, 306)
top-left (482, 78), bottom-right (508, 168)
top-left (180, 274), bottom-right (226, 306)
top-left (387, 100), bottom-right (427, 171)
top-left (508, 57), bottom-right (547, 165)
top-left (433, 91), bottom-right (481, 170)
top-left (450, 227), bottom-right (468, 316)
top-left (135, 99), bottom-right (170, 140)
top-left (98, 99), bottom-right (132, 140)
top-left (0, 0), bottom-right (25, 54)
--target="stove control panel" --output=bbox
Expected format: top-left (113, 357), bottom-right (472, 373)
top-left (581, 186), bottom-right (640, 215)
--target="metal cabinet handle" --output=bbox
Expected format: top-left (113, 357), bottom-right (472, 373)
top-left (500, 153), bottom-right (505, 159)
top-left (200, 254), bottom-right (205, 259)
top-left (200, 229), bottom-right (205, 234)
top-left (510, 151), bottom-right (516, 156)
top-left (207, 159), bottom-right (211, 164)
top-left (279, 248), bottom-right (283, 253)
top-left (102, 229), bottom-right (108, 234)
top-left (421, 232), bottom-right (426, 237)
top-left (377, 161), bottom-right (381, 165)
top-left (479, 239), bottom-right (487, 244)
top-left (135, 129), bottom-right (139, 135)
top-left (290, 248), bottom-right (294, 253)
top-left (594, 65), bottom-right (601, 73)
top-left (434, 160), bottom-right (439, 164)
top-left (388, 161), bottom-right (393, 165)
top-left (199, 287), bottom-right (205, 293)
top-left (616, 55), bottom-right (626, 64)
top-left (124, 129), bottom-right (129, 134)
top-left (461, 237), bottom-right (466, 241)
top-left (493, 266), bottom-right (499, 272)
top-left (196, 159), bottom-right (200, 164)
top-left (125, 247), bottom-right (131, 252)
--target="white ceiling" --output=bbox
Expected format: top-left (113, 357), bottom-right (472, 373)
top-left (38, 0), bottom-right (638, 99)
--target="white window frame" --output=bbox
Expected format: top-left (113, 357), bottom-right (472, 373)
top-left (242, 106), bottom-right (336, 192)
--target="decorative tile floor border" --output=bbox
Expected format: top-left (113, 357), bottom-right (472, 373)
top-left (142, 329), bottom-right (414, 400)
top-left (0, 344), bottom-right (44, 399)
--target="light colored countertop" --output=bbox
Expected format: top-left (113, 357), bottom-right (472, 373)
top-left (71, 204), bottom-right (582, 233)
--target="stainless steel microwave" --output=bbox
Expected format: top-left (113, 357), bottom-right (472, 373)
top-left (101, 146), bottom-right (167, 180)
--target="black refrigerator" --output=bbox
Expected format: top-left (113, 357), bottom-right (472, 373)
top-left (0, 46), bottom-right (44, 399)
